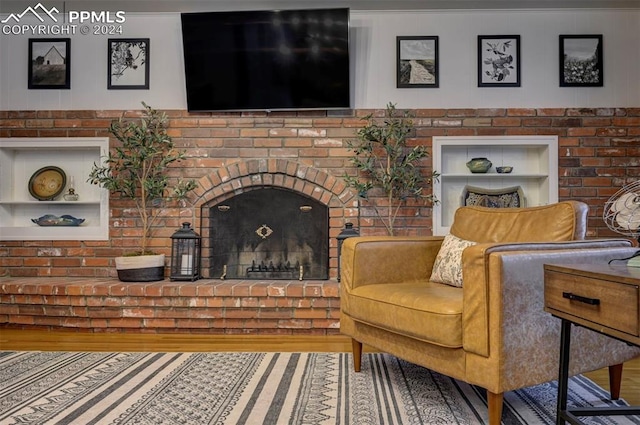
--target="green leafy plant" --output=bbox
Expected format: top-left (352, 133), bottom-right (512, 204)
top-left (89, 102), bottom-right (197, 255)
top-left (344, 102), bottom-right (439, 236)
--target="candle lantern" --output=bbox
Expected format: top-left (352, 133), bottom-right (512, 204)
top-left (170, 222), bottom-right (201, 281)
top-left (336, 222), bottom-right (359, 282)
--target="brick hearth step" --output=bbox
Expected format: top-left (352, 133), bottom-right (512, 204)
top-left (0, 277), bottom-right (340, 335)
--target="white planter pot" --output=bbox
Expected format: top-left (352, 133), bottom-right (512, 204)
top-left (115, 254), bottom-right (165, 282)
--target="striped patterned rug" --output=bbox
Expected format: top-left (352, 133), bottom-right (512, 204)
top-left (0, 351), bottom-right (637, 425)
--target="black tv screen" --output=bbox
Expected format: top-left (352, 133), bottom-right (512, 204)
top-left (180, 8), bottom-right (350, 112)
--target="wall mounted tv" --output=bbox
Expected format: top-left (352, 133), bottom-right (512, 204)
top-left (180, 8), bottom-right (350, 112)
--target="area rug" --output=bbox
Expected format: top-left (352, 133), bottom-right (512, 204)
top-left (0, 351), bottom-right (637, 425)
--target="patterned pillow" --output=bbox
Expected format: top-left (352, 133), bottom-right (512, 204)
top-left (429, 234), bottom-right (477, 287)
top-left (461, 185), bottom-right (524, 208)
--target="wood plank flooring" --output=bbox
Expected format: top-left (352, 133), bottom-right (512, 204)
top-left (1, 329), bottom-right (638, 405)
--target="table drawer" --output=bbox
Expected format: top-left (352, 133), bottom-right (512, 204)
top-left (545, 270), bottom-right (639, 336)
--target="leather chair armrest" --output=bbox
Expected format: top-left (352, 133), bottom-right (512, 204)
top-left (460, 239), bottom-right (634, 358)
top-left (340, 236), bottom-right (444, 291)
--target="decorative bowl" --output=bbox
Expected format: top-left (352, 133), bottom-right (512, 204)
top-left (28, 166), bottom-right (66, 201)
top-left (496, 166), bottom-right (513, 174)
top-left (31, 214), bottom-right (85, 226)
top-left (466, 157), bottom-right (492, 173)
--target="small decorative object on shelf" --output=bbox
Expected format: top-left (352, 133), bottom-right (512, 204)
top-left (31, 214), bottom-right (85, 226)
top-left (63, 189), bottom-right (79, 201)
top-left (496, 166), bottom-right (513, 174)
top-left (170, 222), bottom-right (202, 281)
top-left (28, 166), bottom-right (66, 200)
top-left (466, 157), bottom-right (492, 173)
top-left (63, 176), bottom-right (79, 201)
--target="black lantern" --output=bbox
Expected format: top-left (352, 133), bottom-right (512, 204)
top-left (170, 222), bottom-right (201, 281)
top-left (336, 222), bottom-right (359, 282)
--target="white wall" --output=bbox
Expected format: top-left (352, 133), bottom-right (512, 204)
top-left (1, 9), bottom-right (638, 111)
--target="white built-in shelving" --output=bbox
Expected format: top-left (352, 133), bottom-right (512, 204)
top-left (0, 137), bottom-right (109, 240)
top-left (432, 136), bottom-right (558, 236)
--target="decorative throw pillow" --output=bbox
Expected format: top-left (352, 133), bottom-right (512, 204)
top-left (461, 185), bottom-right (524, 208)
top-left (429, 234), bottom-right (477, 287)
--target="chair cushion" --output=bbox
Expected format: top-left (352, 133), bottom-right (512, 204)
top-left (345, 281), bottom-right (463, 348)
top-left (430, 234), bottom-right (477, 287)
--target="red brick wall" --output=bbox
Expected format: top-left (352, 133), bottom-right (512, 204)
top-left (1, 107), bottom-right (639, 278)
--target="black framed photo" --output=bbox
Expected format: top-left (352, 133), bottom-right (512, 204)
top-left (478, 35), bottom-right (520, 87)
top-left (559, 34), bottom-right (603, 87)
top-left (397, 36), bottom-right (439, 88)
top-left (28, 38), bottom-right (70, 89)
top-left (108, 38), bottom-right (150, 90)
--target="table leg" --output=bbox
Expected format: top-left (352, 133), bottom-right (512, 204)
top-left (556, 318), bottom-right (572, 425)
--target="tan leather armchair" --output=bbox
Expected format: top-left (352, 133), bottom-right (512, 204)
top-left (340, 201), bottom-right (640, 425)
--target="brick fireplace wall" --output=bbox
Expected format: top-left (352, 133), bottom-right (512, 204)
top-left (1, 106), bottom-right (639, 279)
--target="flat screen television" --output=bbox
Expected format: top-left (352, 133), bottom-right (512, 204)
top-left (180, 8), bottom-right (350, 112)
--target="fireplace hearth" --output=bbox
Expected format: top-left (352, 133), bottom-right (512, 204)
top-left (209, 188), bottom-right (329, 280)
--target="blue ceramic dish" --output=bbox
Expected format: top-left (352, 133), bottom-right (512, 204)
top-left (31, 214), bottom-right (85, 226)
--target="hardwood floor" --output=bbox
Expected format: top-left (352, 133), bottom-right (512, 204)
top-left (585, 358), bottom-right (640, 406)
top-left (1, 329), bottom-right (639, 405)
top-left (0, 329), bottom-right (356, 353)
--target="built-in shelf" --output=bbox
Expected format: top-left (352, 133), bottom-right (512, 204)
top-left (0, 137), bottom-right (110, 241)
top-left (432, 136), bottom-right (558, 236)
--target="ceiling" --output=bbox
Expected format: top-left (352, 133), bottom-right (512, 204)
top-left (2, 0), bottom-right (640, 13)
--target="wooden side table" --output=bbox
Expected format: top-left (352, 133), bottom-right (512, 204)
top-left (544, 263), bottom-right (640, 425)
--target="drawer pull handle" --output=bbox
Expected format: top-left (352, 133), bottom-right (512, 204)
top-left (562, 292), bottom-right (600, 306)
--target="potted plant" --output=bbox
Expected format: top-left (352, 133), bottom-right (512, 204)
top-left (344, 102), bottom-right (439, 236)
top-left (89, 102), bottom-right (197, 281)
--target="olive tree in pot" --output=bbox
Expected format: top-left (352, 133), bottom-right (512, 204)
top-left (89, 102), bottom-right (197, 281)
top-left (344, 102), bottom-right (439, 236)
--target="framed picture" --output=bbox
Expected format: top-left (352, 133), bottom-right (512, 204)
top-left (108, 38), bottom-right (150, 89)
top-left (28, 38), bottom-right (70, 89)
top-left (397, 36), bottom-right (439, 88)
top-left (478, 35), bottom-right (520, 87)
top-left (559, 34), bottom-right (603, 87)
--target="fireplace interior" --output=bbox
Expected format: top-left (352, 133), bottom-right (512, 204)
top-left (209, 188), bottom-right (329, 280)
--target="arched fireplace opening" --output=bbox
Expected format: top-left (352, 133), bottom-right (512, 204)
top-left (193, 159), bottom-right (358, 281)
top-left (208, 188), bottom-right (329, 280)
